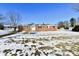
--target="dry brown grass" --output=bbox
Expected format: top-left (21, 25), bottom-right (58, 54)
top-left (38, 46), bottom-right (54, 50)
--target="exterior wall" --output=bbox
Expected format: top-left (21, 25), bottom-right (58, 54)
top-left (22, 26), bottom-right (31, 32)
top-left (18, 25), bottom-right (23, 32)
top-left (18, 25), bottom-right (57, 32)
top-left (48, 26), bottom-right (57, 31)
top-left (31, 26), bottom-right (36, 32)
top-left (35, 25), bottom-right (48, 31)
top-left (18, 25), bottom-right (31, 32)
top-left (36, 25), bottom-right (57, 32)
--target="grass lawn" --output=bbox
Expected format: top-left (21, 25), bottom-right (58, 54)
top-left (0, 31), bottom-right (18, 38)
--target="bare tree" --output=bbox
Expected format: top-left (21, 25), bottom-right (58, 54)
top-left (8, 11), bottom-right (21, 32)
top-left (72, 4), bottom-right (79, 26)
top-left (0, 14), bottom-right (6, 24)
top-left (58, 21), bottom-right (65, 29)
top-left (72, 4), bottom-right (79, 12)
top-left (0, 14), bottom-right (5, 30)
top-left (70, 18), bottom-right (76, 27)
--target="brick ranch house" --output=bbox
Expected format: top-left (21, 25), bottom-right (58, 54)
top-left (18, 24), bottom-right (57, 32)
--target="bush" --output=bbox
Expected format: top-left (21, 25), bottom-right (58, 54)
top-left (65, 27), bottom-right (69, 29)
top-left (0, 24), bottom-right (4, 30)
top-left (72, 25), bottom-right (79, 32)
top-left (32, 40), bottom-right (36, 43)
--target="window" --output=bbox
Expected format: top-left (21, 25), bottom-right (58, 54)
top-left (53, 26), bottom-right (55, 28)
top-left (38, 26), bottom-right (42, 28)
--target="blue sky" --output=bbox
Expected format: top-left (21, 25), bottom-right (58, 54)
top-left (0, 3), bottom-right (79, 25)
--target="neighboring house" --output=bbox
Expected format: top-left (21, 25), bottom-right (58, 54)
top-left (18, 24), bottom-right (57, 32)
top-left (18, 25), bottom-right (31, 32)
top-left (35, 24), bottom-right (48, 31)
top-left (36, 24), bottom-right (57, 31)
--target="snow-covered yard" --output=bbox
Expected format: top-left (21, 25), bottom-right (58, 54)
top-left (0, 30), bottom-right (79, 56)
top-left (0, 29), bottom-right (13, 35)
